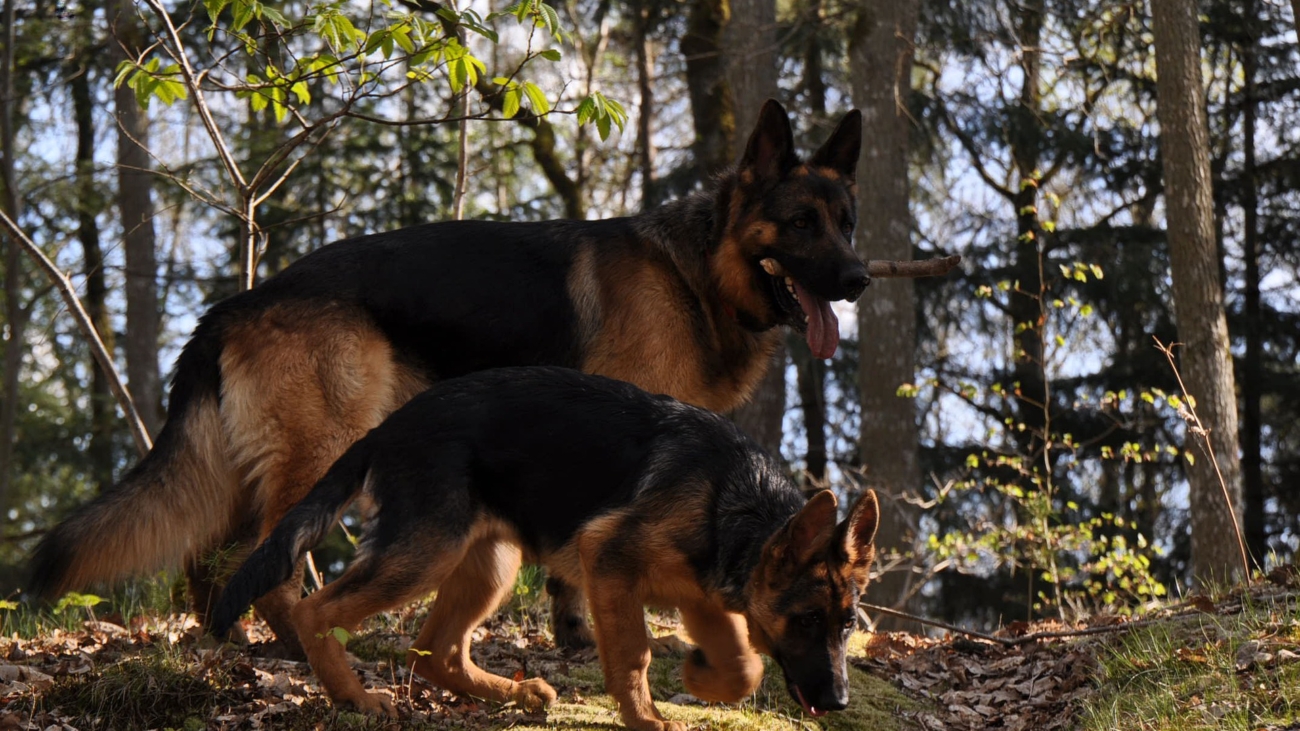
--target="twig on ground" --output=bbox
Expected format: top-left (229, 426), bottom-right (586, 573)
top-left (858, 601), bottom-right (1213, 647)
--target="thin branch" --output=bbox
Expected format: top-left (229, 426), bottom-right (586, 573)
top-left (0, 209), bottom-right (152, 456)
top-left (867, 254), bottom-right (962, 278)
top-left (859, 601), bottom-right (1209, 647)
top-left (1154, 337), bottom-right (1251, 580)
top-left (139, 0), bottom-right (247, 192)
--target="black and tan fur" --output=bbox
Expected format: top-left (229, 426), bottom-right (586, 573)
top-left (28, 100), bottom-right (868, 653)
top-left (211, 367), bottom-right (879, 731)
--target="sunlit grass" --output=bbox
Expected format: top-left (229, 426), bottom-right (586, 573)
top-left (1079, 594), bottom-right (1300, 731)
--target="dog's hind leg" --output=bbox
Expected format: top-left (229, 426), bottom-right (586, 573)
top-left (290, 538), bottom-right (469, 716)
top-left (410, 538), bottom-right (558, 710)
top-left (678, 603), bottom-right (764, 703)
top-left (220, 308), bottom-right (427, 656)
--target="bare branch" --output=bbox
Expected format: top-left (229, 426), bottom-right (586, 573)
top-left (867, 254), bottom-right (962, 278)
top-left (0, 209), bottom-right (152, 456)
top-left (139, 0), bottom-right (248, 192)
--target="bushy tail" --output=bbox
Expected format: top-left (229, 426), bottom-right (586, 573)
top-left (210, 443), bottom-right (372, 638)
top-left (27, 320), bottom-right (237, 601)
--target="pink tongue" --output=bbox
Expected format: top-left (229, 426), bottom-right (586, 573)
top-left (793, 281), bottom-right (839, 360)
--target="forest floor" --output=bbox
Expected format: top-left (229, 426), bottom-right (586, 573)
top-left (1, 568), bottom-right (1297, 731)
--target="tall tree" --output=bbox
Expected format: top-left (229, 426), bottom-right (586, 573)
top-left (849, 0), bottom-right (920, 614)
top-left (69, 14), bottom-right (115, 490)
top-left (682, 0), bottom-right (734, 179)
top-left (1150, 0), bottom-right (1246, 582)
top-left (1235, 0), bottom-right (1264, 566)
top-left (112, 0), bottom-right (163, 436)
top-left (0, 0), bottom-right (26, 514)
top-left (725, 0), bottom-right (785, 458)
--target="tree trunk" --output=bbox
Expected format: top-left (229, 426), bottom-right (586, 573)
top-left (70, 44), bottom-right (116, 491)
top-left (802, 0), bottom-right (827, 114)
top-left (0, 0), bottom-right (26, 514)
top-left (1150, 0), bottom-right (1246, 584)
top-left (682, 0), bottom-right (734, 179)
top-left (633, 0), bottom-right (657, 210)
top-left (792, 338), bottom-right (827, 487)
top-left (849, 0), bottom-right (920, 622)
top-left (1239, 0), bottom-right (1264, 567)
top-left (1008, 0), bottom-right (1047, 458)
top-left (723, 0), bottom-right (784, 457)
top-left (112, 0), bottom-right (163, 436)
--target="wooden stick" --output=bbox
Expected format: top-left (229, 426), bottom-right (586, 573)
top-left (867, 254), bottom-right (962, 279)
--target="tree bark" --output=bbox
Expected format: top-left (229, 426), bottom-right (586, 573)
top-left (723, 0), bottom-right (785, 457)
top-left (0, 0), bottom-right (25, 515)
top-left (1150, 0), bottom-right (1246, 584)
top-left (682, 0), bottom-right (734, 179)
top-left (849, 0), bottom-right (919, 621)
top-left (792, 338), bottom-right (827, 486)
top-left (70, 42), bottom-right (116, 492)
top-left (112, 0), bottom-right (164, 436)
top-left (1239, 0), bottom-right (1264, 567)
top-left (633, 0), bottom-right (657, 210)
top-left (1008, 0), bottom-right (1048, 457)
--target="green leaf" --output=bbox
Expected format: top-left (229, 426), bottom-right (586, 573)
top-left (523, 81), bottom-right (549, 114)
top-left (365, 29), bottom-right (390, 56)
top-left (393, 27), bottom-right (415, 54)
top-left (204, 0), bottom-right (231, 24)
top-left (538, 2), bottom-right (562, 39)
top-left (230, 0), bottom-right (255, 32)
top-left (539, 48), bottom-right (561, 62)
top-left (329, 626), bottom-right (352, 648)
top-left (260, 5), bottom-right (288, 26)
top-left (0, 600), bottom-right (17, 611)
top-left (576, 96), bottom-right (595, 125)
top-left (271, 86), bottom-right (287, 122)
top-left (112, 60), bottom-right (136, 90)
top-left (53, 592), bottom-right (104, 614)
top-left (291, 80), bottom-right (311, 105)
top-left (502, 86), bottom-right (521, 118)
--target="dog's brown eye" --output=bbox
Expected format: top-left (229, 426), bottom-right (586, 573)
top-left (792, 217), bottom-right (810, 229)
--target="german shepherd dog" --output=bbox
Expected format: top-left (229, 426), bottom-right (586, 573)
top-left (30, 100), bottom-right (869, 655)
top-left (211, 367), bottom-right (879, 731)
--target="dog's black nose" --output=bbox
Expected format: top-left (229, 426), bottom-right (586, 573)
top-left (841, 267), bottom-right (870, 301)
top-left (814, 684), bottom-right (849, 712)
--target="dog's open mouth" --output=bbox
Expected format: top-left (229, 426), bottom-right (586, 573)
top-left (791, 684), bottom-right (828, 718)
top-left (760, 258), bottom-right (840, 360)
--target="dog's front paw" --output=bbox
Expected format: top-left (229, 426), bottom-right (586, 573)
top-left (340, 690), bottom-right (396, 717)
top-left (512, 678), bottom-right (558, 711)
top-left (623, 719), bottom-right (688, 731)
top-left (682, 648), bottom-right (763, 703)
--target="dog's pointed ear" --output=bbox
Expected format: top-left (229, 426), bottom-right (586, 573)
top-left (739, 99), bottom-right (797, 183)
top-left (836, 489), bottom-right (879, 587)
top-left (809, 109), bottom-right (862, 183)
top-left (781, 489), bottom-right (839, 565)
